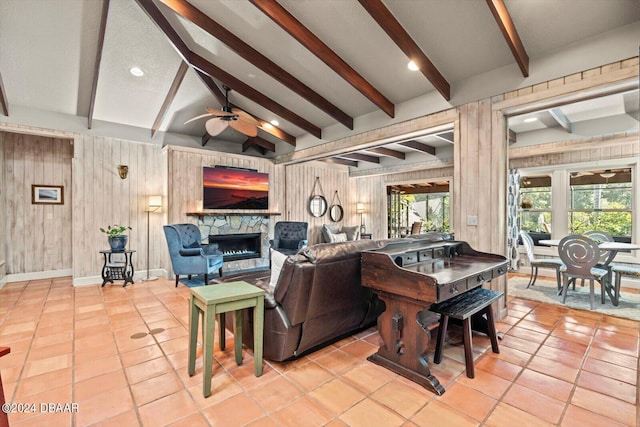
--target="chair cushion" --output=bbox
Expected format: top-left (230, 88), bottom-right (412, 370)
top-left (531, 258), bottom-right (564, 268)
top-left (612, 265), bottom-right (640, 277)
top-left (279, 238), bottom-right (301, 250)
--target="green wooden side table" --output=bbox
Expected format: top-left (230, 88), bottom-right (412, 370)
top-left (188, 281), bottom-right (265, 397)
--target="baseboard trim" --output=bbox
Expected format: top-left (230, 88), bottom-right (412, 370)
top-left (6, 269), bottom-right (73, 283)
top-left (72, 269), bottom-right (169, 287)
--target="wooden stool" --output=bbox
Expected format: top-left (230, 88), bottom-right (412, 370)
top-left (188, 281), bottom-right (265, 397)
top-left (429, 287), bottom-right (503, 378)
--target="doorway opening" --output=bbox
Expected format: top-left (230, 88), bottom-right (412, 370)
top-left (387, 180), bottom-right (450, 238)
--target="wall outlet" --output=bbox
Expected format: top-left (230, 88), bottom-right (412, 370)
top-left (467, 215), bottom-right (478, 226)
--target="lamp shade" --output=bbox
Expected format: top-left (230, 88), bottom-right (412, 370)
top-left (356, 203), bottom-right (365, 213)
top-left (148, 195), bottom-right (162, 209)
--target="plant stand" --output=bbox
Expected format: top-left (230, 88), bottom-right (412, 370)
top-left (100, 250), bottom-right (135, 287)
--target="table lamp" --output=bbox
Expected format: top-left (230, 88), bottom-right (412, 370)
top-left (356, 203), bottom-right (366, 234)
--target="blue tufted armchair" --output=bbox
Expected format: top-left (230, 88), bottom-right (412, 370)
top-left (269, 221), bottom-right (308, 255)
top-left (163, 224), bottom-right (224, 287)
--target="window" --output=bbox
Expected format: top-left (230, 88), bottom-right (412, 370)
top-left (569, 168), bottom-right (632, 239)
top-left (519, 175), bottom-right (552, 235)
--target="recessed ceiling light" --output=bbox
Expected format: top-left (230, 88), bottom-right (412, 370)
top-left (523, 117), bottom-right (538, 123)
top-left (407, 60), bottom-right (419, 71)
top-left (270, 120), bottom-right (279, 126)
top-left (129, 66), bottom-right (144, 77)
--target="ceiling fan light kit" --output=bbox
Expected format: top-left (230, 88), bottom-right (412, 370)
top-left (185, 86), bottom-right (259, 138)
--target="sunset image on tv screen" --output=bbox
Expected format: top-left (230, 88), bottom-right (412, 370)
top-left (203, 167), bottom-right (269, 209)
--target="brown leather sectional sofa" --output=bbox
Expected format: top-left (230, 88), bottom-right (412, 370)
top-left (229, 239), bottom-right (390, 362)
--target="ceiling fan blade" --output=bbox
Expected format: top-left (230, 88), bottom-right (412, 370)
top-left (232, 108), bottom-right (259, 126)
top-left (184, 112), bottom-right (214, 125)
top-left (229, 119), bottom-right (258, 137)
top-left (206, 107), bottom-right (236, 118)
top-left (205, 118), bottom-right (230, 136)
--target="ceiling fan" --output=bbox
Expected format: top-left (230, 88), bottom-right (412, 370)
top-left (185, 85), bottom-right (259, 138)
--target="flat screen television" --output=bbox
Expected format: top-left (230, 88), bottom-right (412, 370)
top-left (203, 166), bottom-right (269, 210)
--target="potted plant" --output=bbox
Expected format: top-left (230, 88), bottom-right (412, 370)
top-left (100, 224), bottom-right (132, 252)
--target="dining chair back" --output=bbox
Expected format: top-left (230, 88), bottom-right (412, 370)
top-left (584, 230), bottom-right (613, 265)
top-left (519, 230), bottom-right (564, 289)
top-left (558, 234), bottom-right (608, 309)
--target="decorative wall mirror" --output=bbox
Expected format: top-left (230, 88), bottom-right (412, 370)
top-left (329, 190), bottom-right (344, 222)
top-left (308, 177), bottom-right (327, 217)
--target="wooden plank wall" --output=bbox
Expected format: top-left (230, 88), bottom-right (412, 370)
top-left (0, 132), bottom-right (5, 280)
top-left (284, 161), bottom-right (353, 244)
top-left (355, 166), bottom-right (454, 240)
top-left (509, 133), bottom-right (639, 168)
top-left (165, 146), bottom-right (283, 227)
top-left (3, 132), bottom-right (74, 274)
top-left (72, 135), bottom-right (163, 280)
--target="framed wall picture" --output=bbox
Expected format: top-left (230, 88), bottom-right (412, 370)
top-left (32, 185), bottom-right (64, 205)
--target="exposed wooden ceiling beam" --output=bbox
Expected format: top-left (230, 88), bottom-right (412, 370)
top-left (357, 0), bottom-right (450, 101)
top-left (434, 131), bottom-right (454, 143)
top-left (508, 129), bottom-right (517, 145)
top-left (366, 147), bottom-right (405, 160)
top-left (136, 0), bottom-right (312, 142)
top-left (250, 0), bottom-right (395, 118)
top-left (135, 0), bottom-right (191, 61)
top-left (243, 136), bottom-right (275, 153)
top-left (397, 140), bottom-right (436, 155)
top-left (151, 60), bottom-right (189, 138)
top-left (242, 139), bottom-right (265, 155)
top-left (486, 0), bottom-right (529, 77)
top-left (322, 157), bottom-right (358, 167)
top-left (201, 132), bottom-right (211, 146)
top-left (338, 153), bottom-right (380, 164)
top-left (160, 0), bottom-right (353, 130)
top-left (190, 53), bottom-right (321, 139)
top-left (88, 0), bottom-right (110, 129)
top-left (195, 70), bottom-right (296, 146)
top-left (0, 70), bottom-right (8, 116)
top-left (548, 108), bottom-right (574, 133)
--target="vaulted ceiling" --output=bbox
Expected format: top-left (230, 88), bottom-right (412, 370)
top-left (1, 0), bottom-right (639, 166)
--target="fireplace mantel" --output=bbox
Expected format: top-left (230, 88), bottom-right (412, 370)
top-left (186, 211), bottom-right (281, 220)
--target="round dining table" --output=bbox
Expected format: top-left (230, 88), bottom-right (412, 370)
top-left (538, 239), bottom-right (640, 305)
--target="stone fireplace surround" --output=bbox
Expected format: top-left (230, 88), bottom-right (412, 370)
top-left (196, 215), bottom-right (270, 274)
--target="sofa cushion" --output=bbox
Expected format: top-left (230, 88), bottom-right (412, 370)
top-left (269, 248), bottom-right (287, 293)
top-left (342, 225), bottom-right (360, 241)
top-left (321, 224), bottom-right (341, 243)
top-left (329, 232), bottom-right (348, 243)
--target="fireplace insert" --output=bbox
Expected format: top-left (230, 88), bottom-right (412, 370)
top-left (208, 233), bottom-right (262, 261)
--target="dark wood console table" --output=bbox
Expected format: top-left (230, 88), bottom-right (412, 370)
top-left (361, 239), bottom-right (508, 395)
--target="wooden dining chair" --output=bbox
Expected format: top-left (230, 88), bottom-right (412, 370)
top-left (519, 230), bottom-right (564, 290)
top-left (558, 235), bottom-right (608, 309)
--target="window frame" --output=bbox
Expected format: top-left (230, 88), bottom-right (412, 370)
top-left (517, 158), bottom-right (639, 263)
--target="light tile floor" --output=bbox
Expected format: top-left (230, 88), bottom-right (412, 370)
top-left (0, 275), bottom-right (638, 426)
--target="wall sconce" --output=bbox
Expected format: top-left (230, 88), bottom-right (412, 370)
top-left (117, 164), bottom-right (129, 179)
top-left (356, 203), bottom-right (366, 233)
